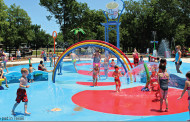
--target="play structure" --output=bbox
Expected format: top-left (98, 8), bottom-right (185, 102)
top-left (52, 40), bottom-right (133, 83)
top-left (101, 0), bottom-right (125, 48)
top-left (52, 0), bottom-right (131, 83)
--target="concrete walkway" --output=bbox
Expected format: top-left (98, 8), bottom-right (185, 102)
top-left (5, 57), bottom-right (190, 66)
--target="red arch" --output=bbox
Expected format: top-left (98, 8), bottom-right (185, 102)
top-left (58, 40), bottom-right (133, 68)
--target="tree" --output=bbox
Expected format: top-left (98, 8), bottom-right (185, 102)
top-left (0, 0), bottom-right (9, 42)
top-left (5, 4), bottom-right (32, 49)
top-left (70, 27), bottom-right (85, 43)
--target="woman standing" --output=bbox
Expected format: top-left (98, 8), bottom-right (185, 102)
top-left (16, 49), bottom-right (21, 62)
top-left (173, 45), bottom-right (182, 73)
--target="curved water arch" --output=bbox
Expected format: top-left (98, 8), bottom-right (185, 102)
top-left (52, 43), bottom-right (130, 83)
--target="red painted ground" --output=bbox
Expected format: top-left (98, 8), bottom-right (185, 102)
top-left (76, 81), bottom-right (115, 86)
top-left (72, 86), bottom-right (188, 116)
top-left (76, 63), bottom-right (134, 67)
top-left (90, 67), bottom-right (123, 70)
top-left (77, 63), bottom-right (92, 66)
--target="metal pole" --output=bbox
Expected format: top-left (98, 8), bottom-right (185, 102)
top-left (107, 26), bottom-right (109, 43)
top-left (105, 26), bottom-right (107, 42)
top-left (117, 23), bottom-right (120, 49)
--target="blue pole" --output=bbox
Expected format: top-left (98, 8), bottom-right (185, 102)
top-left (107, 26), bottom-right (109, 43)
top-left (105, 25), bottom-right (107, 42)
top-left (117, 23), bottom-right (120, 49)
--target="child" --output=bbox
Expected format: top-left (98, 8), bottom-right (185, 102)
top-left (38, 61), bottom-right (52, 72)
top-left (103, 58), bottom-right (109, 79)
top-left (88, 64), bottom-right (100, 87)
top-left (43, 51), bottom-right (47, 64)
top-left (28, 63), bottom-right (36, 83)
top-left (149, 68), bottom-right (159, 98)
top-left (110, 59), bottom-right (116, 67)
top-left (173, 45), bottom-right (182, 73)
top-left (112, 65), bottom-right (123, 92)
top-left (2, 50), bottom-right (8, 73)
top-left (158, 58), bottom-right (167, 73)
top-left (49, 50), bottom-right (53, 67)
top-left (178, 72), bottom-right (190, 121)
top-left (12, 68), bottom-right (30, 115)
top-left (139, 56), bottom-right (144, 64)
top-left (10, 56), bottom-right (15, 62)
top-left (155, 57), bottom-right (160, 63)
top-left (158, 64), bottom-right (169, 112)
top-left (0, 63), bottom-right (8, 88)
top-left (133, 48), bottom-right (139, 67)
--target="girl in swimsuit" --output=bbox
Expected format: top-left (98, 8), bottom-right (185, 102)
top-left (158, 64), bottom-right (169, 112)
top-left (133, 48), bottom-right (139, 67)
top-left (173, 45), bottom-right (182, 73)
top-left (178, 72), bottom-right (190, 121)
top-left (1, 50), bottom-right (8, 73)
top-left (0, 63), bottom-right (8, 88)
top-left (70, 52), bottom-right (79, 72)
top-left (112, 65), bottom-right (123, 92)
top-left (88, 64), bottom-right (99, 87)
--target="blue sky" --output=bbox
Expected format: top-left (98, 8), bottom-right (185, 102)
top-left (4, 0), bottom-right (126, 35)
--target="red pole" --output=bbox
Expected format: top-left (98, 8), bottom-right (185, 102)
top-left (52, 31), bottom-right (57, 66)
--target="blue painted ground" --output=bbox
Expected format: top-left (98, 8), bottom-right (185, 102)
top-left (0, 60), bottom-right (189, 121)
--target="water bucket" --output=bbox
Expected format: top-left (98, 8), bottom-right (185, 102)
top-left (106, 2), bottom-right (119, 19)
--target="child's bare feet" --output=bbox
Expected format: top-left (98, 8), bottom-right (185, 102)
top-left (165, 108), bottom-right (168, 112)
top-left (25, 112), bottom-right (31, 115)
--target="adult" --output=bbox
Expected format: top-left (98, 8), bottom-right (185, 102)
top-left (147, 48), bottom-right (149, 54)
top-left (173, 45), bottom-right (182, 73)
top-left (133, 48), bottom-right (139, 67)
top-left (41, 50), bottom-right (44, 59)
top-left (92, 49), bottom-right (101, 79)
top-left (1, 50), bottom-right (8, 73)
top-left (70, 51), bottom-right (79, 72)
top-left (16, 49), bottom-right (21, 62)
top-left (42, 50), bottom-right (47, 64)
top-left (49, 50), bottom-right (53, 67)
top-left (38, 61), bottom-right (52, 72)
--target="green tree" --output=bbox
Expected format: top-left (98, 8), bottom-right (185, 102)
top-left (5, 4), bottom-right (32, 49)
top-left (0, 0), bottom-right (9, 42)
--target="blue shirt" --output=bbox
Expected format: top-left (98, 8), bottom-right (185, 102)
top-left (175, 51), bottom-right (182, 62)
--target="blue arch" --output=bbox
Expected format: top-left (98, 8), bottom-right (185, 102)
top-left (53, 44), bottom-right (128, 83)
